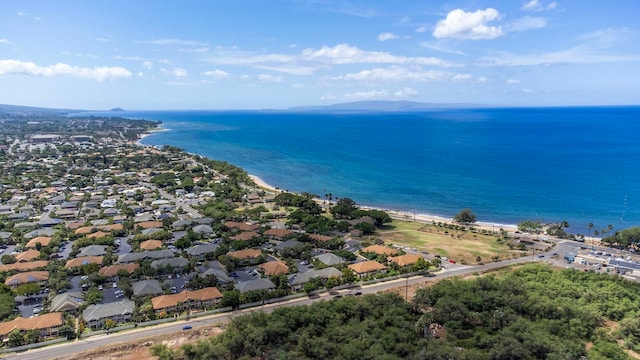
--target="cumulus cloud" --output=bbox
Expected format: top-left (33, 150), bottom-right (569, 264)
top-left (257, 74), bottom-right (283, 82)
top-left (143, 61), bottom-right (153, 70)
top-left (0, 39), bottom-right (12, 45)
top-left (203, 69), bottom-right (230, 79)
top-left (415, 25), bottom-right (428, 33)
top-left (170, 67), bottom-right (188, 79)
top-left (507, 78), bottom-right (520, 84)
top-left (378, 32), bottom-right (399, 41)
top-left (433, 8), bottom-right (504, 40)
top-left (0, 60), bottom-right (132, 81)
top-left (344, 90), bottom-right (389, 100)
top-left (521, 0), bottom-right (557, 11)
top-left (394, 87), bottom-right (418, 97)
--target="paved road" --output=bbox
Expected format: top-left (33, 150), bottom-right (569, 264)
top-left (8, 252), bottom-right (546, 360)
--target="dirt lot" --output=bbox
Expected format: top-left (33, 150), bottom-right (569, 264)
top-left (61, 325), bottom-right (225, 360)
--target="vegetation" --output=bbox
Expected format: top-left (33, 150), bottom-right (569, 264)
top-left (151, 264), bottom-right (640, 359)
top-left (453, 208), bottom-right (477, 224)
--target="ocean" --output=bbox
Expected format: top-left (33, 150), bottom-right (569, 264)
top-left (81, 106), bottom-right (640, 235)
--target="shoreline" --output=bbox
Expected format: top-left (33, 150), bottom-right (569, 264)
top-left (140, 125), bottom-right (602, 240)
top-left (249, 173), bottom-right (518, 233)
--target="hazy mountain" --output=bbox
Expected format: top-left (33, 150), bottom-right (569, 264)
top-left (290, 100), bottom-right (488, 112)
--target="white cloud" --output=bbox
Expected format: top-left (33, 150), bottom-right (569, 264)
top-left (452, 73), bottom-right (474, 81)
top-left (433, 8), bottom-right (504, 40)
top-left (300, 44), bottom-right (456, 67)
top-left (522, 0), bottom-right (557, 11)
top-left (0, 60), bottom-right (132, 81)
top-left (138, 72), bottom-right (144, 77)
top-left (0, 39), bottom-right (13, 45)
top-left (480, 47), bottom-right (640, 67)
top-left (506, 16), bottom-right (547, 32)
top-left (171, 67), bottom-right (188, 79)
top-left (205, 43), bottom-right (458, 75)
top-left (507, 78), bottom-right (520, 84)
top-left (143, 61), bottom-right (153, 70)
top-left (378, 32), bottom-right (399, 41)
top-left (257, 74), bottom-right (283, 82)
top-left (203, 69), bottom-right (230, 79)
top-left (135, 38), bottom-right (207, 47)
top-left (420, 41), bottom-right (466, 55)
top-left (336, 66), bottom-right (450, 82)
top-left (394, 87), bottom-right (418, 97)
top-left (415, 25), bottom-right (427, 33)
top-left (320, 93), bottom-right (338, 101)
top-left (344, 90), bottom-right (389, 100)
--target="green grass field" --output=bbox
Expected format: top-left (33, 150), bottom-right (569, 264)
top-left (378, 219), bottom-right (523, 264)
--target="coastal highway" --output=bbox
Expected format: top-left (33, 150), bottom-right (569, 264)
top-left (8, 255), bottom-right (543, 360)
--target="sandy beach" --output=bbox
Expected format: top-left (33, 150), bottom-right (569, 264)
top-left (249, 174), bottom-right (518, 233)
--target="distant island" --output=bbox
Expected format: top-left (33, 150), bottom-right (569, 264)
top-left (110, 107), bottom-right (125, 112)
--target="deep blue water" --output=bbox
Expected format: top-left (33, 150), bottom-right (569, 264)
top-left (79, 107), bottom-right (640, 234)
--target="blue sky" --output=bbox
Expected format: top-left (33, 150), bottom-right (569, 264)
top-left (1, 0), bottom-right (639, 109)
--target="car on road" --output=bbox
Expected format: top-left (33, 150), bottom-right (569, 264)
top-left (98, 285), bottom-right (103, 290)
top-left (182, 325), bottom-right (192, 330)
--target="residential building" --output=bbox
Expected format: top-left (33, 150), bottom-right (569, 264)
top-left (83, 299), bottom-right (135, 330)
top-left (151, 287), bottom-right (223, 314)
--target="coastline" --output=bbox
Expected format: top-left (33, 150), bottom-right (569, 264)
top-left (137, 121), bottom-right (606, 240)
top-left (249, 173), bottom-right (518, 233)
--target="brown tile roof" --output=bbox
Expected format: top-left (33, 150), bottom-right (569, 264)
top-left (86, 231), bottom-right (110, 239)
top-left (5, 271), bottom-right (50, 286)
top-left (232, 231), bottom-right (261, 241)
top-left (0, 260), bottom-right (49, 272)
top-left (388, 253), bottom-right (423, 267)
top-left (264, 228), bottom-right (296, 238)
top-left (101, 224), bottom-right (124, 232)
top-left (26, 236), bottom-right (52, 248)
top-left (227, 249), bottom-right (262, 260)
top-left (309, 234), bottom-right (334, 242)
top-left (151, 287), bottom-right (223, 310)
top-left (75, 226), bottom-right (96, 235)
top-left (0, 313), bottom-right (63, 337)
top-left (64, 256), bottom-right (103, 269)
top-left (15, 249), bottom-right (41, 262)
top-left (140, 240), bottom-right (163, 250)
top-left (258, 261), bottom-right (289, 276)
top-left (348, 260), bottom-right (387, 274)
top-left (224, 221), bottom-right (260, 232)
top-left (66, 221), bottom-right (85, 230)
top-left (137, 221), bottom-right (163, 229)
top-left (361, 245), bottom-right (400, 256)
top-left (99, 263), bottom-right (140, 277)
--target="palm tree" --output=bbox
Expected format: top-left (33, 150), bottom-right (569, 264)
top-left (594, 230), bottom-right (599, 238)
top-left (588, 223), bottom-right (594, 238)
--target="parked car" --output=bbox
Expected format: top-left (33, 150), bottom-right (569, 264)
top-left (182, 325), bottom-right (192, 330)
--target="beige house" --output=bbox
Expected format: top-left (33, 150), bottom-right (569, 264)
top-left (0, 313), bottom-right (63, 341)
top-left (4, 271), bottom-right (49, 288)
top-left (348, 260), bottom-right (388, 278)
top-left (151, 287), bottom-right (223, 314)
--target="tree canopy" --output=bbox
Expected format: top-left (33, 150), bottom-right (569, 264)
top-left (453, 208), bottom-right (477, 224)
top-left (151, 264), bottom-right (640, 359)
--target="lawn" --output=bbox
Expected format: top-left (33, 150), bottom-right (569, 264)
top-left (377, 219), bottom-right (524, 264)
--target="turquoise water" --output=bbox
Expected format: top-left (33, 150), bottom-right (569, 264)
top-left (84, 106), bottom-right (640, 234)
